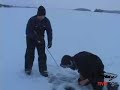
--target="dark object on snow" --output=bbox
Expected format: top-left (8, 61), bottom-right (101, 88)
top-left (60, 51), bottom-right (104, 90)
top-left (25, 6), bottom-right (53, 75)
top-left (104, 72), bottom-right (118, 81)
top-left (107, 82), bottom-right (119, 90)
top-left (64, 86), bottom-right (75, 90)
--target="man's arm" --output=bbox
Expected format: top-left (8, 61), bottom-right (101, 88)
top-left (26, 18), bottom-right (31, 36)
top-left (26, 17), bottom-right (38, 41)
top-left (46, 18), bottom-right (52, 48)
top-left (26, 18), bottom-right (35, 38)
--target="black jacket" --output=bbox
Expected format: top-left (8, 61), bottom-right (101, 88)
top-left (26, 15), bottom-right (52, 43)
top-left (73, 51), bottom-right (104, 82)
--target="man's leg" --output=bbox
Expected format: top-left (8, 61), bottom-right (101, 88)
top-left (92, 82), bottom-right (103, 90)
top-left (25, 37), bottom-right (35, 74)
top-left (36, 41), bottom-right (47, 76)
top-left (91, 76), bottom-right (104, 90)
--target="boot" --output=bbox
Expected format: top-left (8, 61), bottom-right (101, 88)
top-left (25, 69), bottom-right (31, 75)
top-left (40, 71), bottom-right (48, 77)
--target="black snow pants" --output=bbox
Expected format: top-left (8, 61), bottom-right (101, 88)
top-left (91, 82), bottom-right (103, 90)
top-left (78, 74), bottom-right (104, 90)
top-left (91, 75), bottom-right (104, 90)
top-left (25, 37), bottom-right (47, 73)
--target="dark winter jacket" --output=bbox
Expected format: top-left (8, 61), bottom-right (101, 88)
top-left (73, 51), bottom-right (104, 82)
top-left (26, 15), bottom-right (52, 43)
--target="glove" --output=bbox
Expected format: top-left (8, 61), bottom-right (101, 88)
top-left (79, 79), bottom-right (90, 86)
top-left (48, 41), bottom-right (52, 48)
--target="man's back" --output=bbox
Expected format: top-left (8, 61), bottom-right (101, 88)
top-left (73, 51), bottom-right (104, 81)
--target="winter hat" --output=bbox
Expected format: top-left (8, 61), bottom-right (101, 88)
top-left (60, 55), bottom-right (73, 67)
top-left (37, 6), bottom-right (46, 16)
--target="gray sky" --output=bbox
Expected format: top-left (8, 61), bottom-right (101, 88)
top-left (1, 0), bottom-right (120, 10)
top-left (43, 0), bottom-right (120, 10)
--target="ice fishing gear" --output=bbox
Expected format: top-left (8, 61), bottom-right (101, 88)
top-left (107, 82), bottom-right (119, 90)
top-left (104, 72), bottom-right (118, 81)
top-left (45, 46), bottom-right (60, 68)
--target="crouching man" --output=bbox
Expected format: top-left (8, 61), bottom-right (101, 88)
top-left (60, 51), bottom-right (104, 90)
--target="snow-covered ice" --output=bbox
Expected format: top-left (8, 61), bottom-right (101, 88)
top-left (1, 6), bottom-right (120, 90)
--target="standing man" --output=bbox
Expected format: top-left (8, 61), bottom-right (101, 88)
top-left (60, 51), bottom-right (104, 90)
top-left (25, 6), bottom-right (52, 77)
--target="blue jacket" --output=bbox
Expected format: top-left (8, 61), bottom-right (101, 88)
top-left (26, 15), bottom-right (52, 43)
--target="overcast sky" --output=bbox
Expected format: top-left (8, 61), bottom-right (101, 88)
top-left (1, 0), bottom-right (120, 10)
top-left (44, 0), bottom-right (120, 10)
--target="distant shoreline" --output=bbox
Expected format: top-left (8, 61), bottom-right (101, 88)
top-left (1, 3), bottom-right (120, 15)
top-left (0, 3), bottom-right (36, 8)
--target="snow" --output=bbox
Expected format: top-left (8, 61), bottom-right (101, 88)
top-left (1, 5), bottom-right (120, 90)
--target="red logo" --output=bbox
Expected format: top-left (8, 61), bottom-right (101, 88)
top-left (97, 82), bottom-right (108, 86)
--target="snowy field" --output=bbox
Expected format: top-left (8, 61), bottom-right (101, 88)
top-left (1, 7), bottom-right (120, 90)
